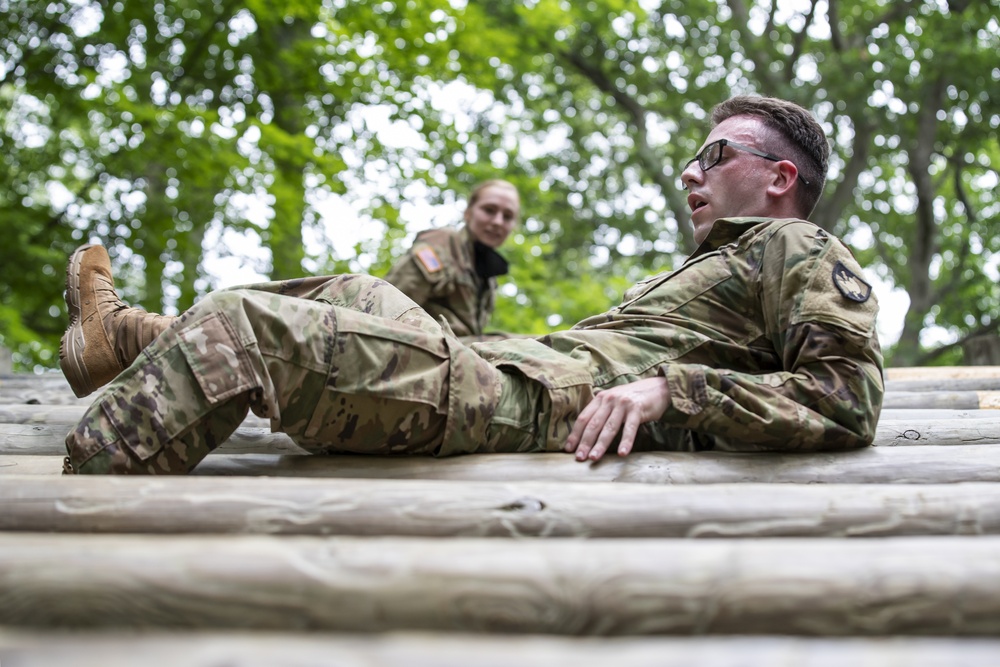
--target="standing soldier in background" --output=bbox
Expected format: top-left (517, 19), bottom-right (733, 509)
top-left (384, 179), bottom-right (519, 341)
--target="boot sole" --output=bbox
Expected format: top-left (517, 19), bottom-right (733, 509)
top-left (59, 244), bottom-right (97, 398)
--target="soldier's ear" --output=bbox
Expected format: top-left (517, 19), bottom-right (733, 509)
top-left (766, 160), bottom-right (798, 199)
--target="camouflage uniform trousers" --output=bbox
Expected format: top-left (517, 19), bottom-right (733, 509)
top-left (64, 275), bottom-right (559, 475)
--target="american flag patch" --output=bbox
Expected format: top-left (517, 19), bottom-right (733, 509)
top-left (416, 247), bottom-right (443, 273)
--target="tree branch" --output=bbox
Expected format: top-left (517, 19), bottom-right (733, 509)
top-left (906, 77), bottom-right (947, 300)
top-left (935, 159), bottom-right (976, 297)
top-left (725, 0), bottom-right (784, 93)
top-left (3, 2), bottom-right (88, 80)
top-left (786, 0), bottom-right (820, 79)
top-left (828, 0), bottom-right (845, 52)
top-left (28, 173), bottom-right (102, 245)
top-left (167, 0), bottom-right (244, 95)
top-left (559, 48), bottom-right (695, 251)
top-left (914, 320), bottom-right (1000, 366)
top-left (813, 112), bottom-right (875, 233)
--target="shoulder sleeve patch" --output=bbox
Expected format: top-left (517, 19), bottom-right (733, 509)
top-left (415, 247), bottom-right (443, 273)
top-left (832, 261), bottom-right (872, 302)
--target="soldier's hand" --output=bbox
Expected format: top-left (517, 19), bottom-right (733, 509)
top-left (564, 376), bottom-right (671, 462)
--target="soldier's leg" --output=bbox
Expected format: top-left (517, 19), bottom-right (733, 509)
top-left (59, 247), bottom-right (442, 403)
top-left (63, 276), bottom-right (499, 474)
top-left (225, 274), bottom-right (443, 334)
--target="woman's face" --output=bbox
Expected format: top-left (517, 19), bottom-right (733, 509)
top-left (465, 184), bottom-right (520, 248)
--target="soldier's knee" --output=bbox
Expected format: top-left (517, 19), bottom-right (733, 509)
top-left (175, 290), bottom-right (260, 338)
top-left (194, 289), bottom-right (248, 316)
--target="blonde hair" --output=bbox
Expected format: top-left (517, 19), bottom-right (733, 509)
top-left (467, 179), bottom-right (520, 210)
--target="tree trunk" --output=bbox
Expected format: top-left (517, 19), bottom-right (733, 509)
top-left (963, 334), bottom-right (1000, 366)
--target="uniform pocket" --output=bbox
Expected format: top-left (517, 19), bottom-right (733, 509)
top-left (176, 312), bottom-right (258, 404)
top-left (622, 255), bottom-right (733, 317)
top-left (102, 311), bottom-right (258, 462)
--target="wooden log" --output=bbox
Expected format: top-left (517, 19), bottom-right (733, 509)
top-left (885, 366), bottom-right (1000, 381)
top-left (0, 423), bottom-right (307, 455)
top-left (2, 631), bottom-right (999, 667)
top-left (3, 475), bottom-right (1000, 537)
top-left (0, 373), bottom-right (75, 391)
top-left (874, 418), bottom-right (1000, 446)
top-left (886, 378), bottom-right (1000, 392)
top-left (882, 391), bottom-right (1000, 409)
top-left (6, 418), bottom-right (1000, 458)
top-left (0, 373), bottom-right (89, 404)
top-left (0, 403), bottom-right (270, 428)
top-left (5, 445), bottom-right (1000, 483)
top-left (0, 392), bottom-right (92, 406)
top-left (879, 409), bottom-right (1000, 420)
top-left (2, 533), bottom-right (1000, 635)
top-left (0, 404), bottom-right (84, 424)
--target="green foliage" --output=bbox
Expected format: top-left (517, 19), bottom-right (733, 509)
top-left (1, 0), bottom-right (998, 370)
top-left (490, 231), bottom-right (639, 335)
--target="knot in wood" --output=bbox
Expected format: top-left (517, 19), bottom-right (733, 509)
top-left (498, 497), bottom-right (545, 514)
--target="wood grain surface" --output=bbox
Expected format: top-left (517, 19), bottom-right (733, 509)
top-left (2, 475), bottom-right (1000, 537)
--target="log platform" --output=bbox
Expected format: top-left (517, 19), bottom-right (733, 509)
top-left (2, 367), bottom-right (1000, 666)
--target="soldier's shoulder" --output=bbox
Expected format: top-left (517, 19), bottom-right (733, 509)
top-left (414, 226), bottom-right (462, 246)
top-left (764, 217), bottom-right (822, 237)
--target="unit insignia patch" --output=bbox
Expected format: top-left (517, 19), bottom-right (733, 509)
top-left (832, 261), bottom-right (872, 303)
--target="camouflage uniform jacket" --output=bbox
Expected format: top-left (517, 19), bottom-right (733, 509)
top-left (384, 226), bottom-right (495, 338)
top-left (474, 217), bottom-right (885, 452)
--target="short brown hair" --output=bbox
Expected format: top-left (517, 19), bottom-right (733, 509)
top-left (711, 96), bottom-right (829, 218)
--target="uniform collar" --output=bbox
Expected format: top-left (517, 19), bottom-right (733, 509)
top-left (459, 225), bottom-right (509, 278)
top-left (688, 216), bottom-right (794, 260)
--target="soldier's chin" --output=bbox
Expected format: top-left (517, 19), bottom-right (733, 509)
top-left (691, 215), bottom-right (714, 243)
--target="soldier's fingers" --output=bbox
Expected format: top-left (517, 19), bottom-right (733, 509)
top-left (617, 412), bottom-right (642, 456)
top-left (565, 398), bottom-right (601, 452)
top-left (587, 404), bottom-right (627, 461)
top-left (574, 400), bottom-right (615, 460)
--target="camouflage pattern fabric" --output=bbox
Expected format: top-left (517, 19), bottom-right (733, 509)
top-left (384, 226), bottom-right (496, 338)
top-left (474, 216), bottom-right (884, 452)
top-left (65, 216), bottom-right (884, 475)
top-left (64, 275), bottom-right (515, 474)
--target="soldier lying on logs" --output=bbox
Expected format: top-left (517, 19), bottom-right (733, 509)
top-left (59, 96), bottom-right (883, 475)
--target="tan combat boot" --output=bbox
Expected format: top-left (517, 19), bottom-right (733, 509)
top-left (59, 244), bottom-right (177, 398)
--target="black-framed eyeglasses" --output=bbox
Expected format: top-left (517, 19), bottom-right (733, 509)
top-left (684, 139), bottom-right (810, 186)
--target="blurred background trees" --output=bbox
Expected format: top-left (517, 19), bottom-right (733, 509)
top-left (1, 0), bottom-right (997, 371)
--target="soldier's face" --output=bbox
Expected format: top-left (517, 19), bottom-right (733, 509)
top-left (682, 116), bottom-right (778, 244)
top-left (465, 184), bottom-right (519, 248)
